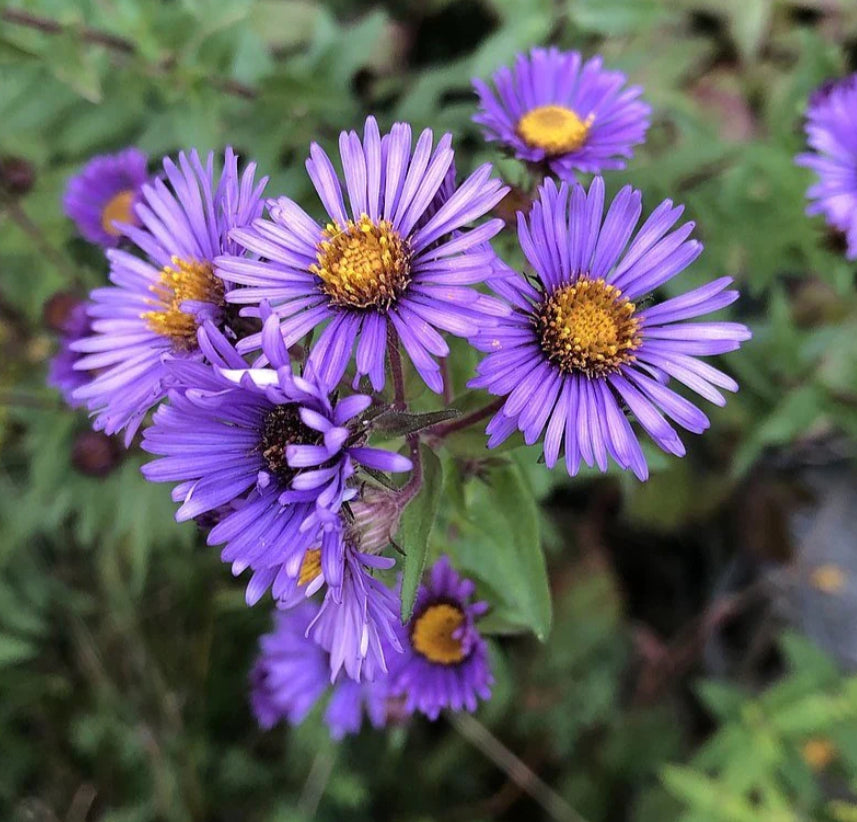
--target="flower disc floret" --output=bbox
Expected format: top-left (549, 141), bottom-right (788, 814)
top-left (312, 215), bottom-right (411, 309)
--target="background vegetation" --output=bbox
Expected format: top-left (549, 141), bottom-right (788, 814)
top-left (3, 0), bottom-right (857, 820)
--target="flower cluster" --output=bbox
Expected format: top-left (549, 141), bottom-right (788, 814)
top-left (49, 46), bottom-right (757, 733)
top-left (251, 557), bottom-right (492, 735)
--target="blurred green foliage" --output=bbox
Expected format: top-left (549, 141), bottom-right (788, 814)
top-left (4, 0), bottom-right (857, 820)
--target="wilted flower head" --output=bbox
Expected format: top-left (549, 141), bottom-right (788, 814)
top-left (71, 148), bottom-right (267, 443)
top-left (470, 177), bottom-right (751, 480)
top-left (391, 556), bottom-right (492, 720)
top-left (796, 73), bottom-right (857, 260)
top-left (308, 542), bottom-right (403, 682)
top-left (473, 48), bottom-right (650, 180)
top-left (63, 148), bottom-right (149, 247)
top-left (216, 116), bottom-right (509, 394)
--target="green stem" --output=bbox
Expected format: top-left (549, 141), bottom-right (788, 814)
top-left (449, 712), bottom-right (589, 822)
top-left (429, 397), bottom-right (504, 439)
top-left (387, 328), bottom-right (407, 411)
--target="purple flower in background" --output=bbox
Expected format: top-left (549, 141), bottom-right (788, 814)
top-left (141, 310), bottom-right (411, 605)
top-left (216, 116), bottom-right (509, 394)
top-left (47, 300), bottom-right (93, 408)
top-left (250, 603), bottom-right (330, 729)
top-left (71, 149), bottom-right (267, 444)
top-left (470, 178), bottom-right (751, 480)
top-left (473, 48), bottom-right (650, 180)
top-left (391, 556), bottom-right (492, 720)
top-left (250, 601), bottom-right (396, 738)
top-left (796, 73), bottom-right (857, 260)
top-left (63, 148), bottom-right (149, 247)
top-left (324, 677), bottom-right (391, 740)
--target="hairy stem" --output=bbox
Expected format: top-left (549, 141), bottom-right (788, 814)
top-left (387, 329), bottom-right (407, 411)
top-left (399, 433), bottom-right (423, 500)
top-left (298, 750), bottom-right (336, 818)
top-left (1, 195), bottom-right (82, 285)
top-left (440, 357), bottom-right (453, 405)
top-left (429, 396), bottom-right (504, 439)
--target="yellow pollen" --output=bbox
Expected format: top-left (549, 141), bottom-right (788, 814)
top-left (311, 214), bottom-right (411, 310)
top-left (536, 278), bottom-right (641, 377)
top-left (802, 737), bottom-right (836, 772)
top-left (298, 548), bottom-right (322, 587)
top-left (517, 105), bottom-right (593, 156)
top-left (811, 564), bottom-right (846, 594)
top-left (101, 189), bottom-right (136, 236)
top-left (411, 603), bottom-right (466, 665)
top-left (142, 256), bottom-right (224, 350)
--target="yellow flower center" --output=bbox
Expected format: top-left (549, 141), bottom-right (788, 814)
top-left (311, 214), bottom-right (411, 310)
top-left (100, 189), bottom-right (136, 236)
top-left (536, 278), bottom-right (641, 377)
top-left (516, 105), bottom-right (593, 156)
top-left (142, 256), bottom-right (224, 350)
top-left (411, 603), bottom-right (466, 665)
top-left (810, 564), bottom-right (846, 594)
top-left (298, 548), bottom-right (322, 587)
top-left (802, 737), bottom-right (836, 772)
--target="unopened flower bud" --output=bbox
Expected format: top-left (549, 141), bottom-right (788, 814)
top-left (0, 156), bottom-right (35, 197)
top-left (348, 487), bottom-right (402, 554)
top-left (43, 292), bottom-right (84, 333)
top-left (71, 430), bottom-right (123, 477)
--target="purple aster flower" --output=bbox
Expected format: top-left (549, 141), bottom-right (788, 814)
top-left (141, 308), bottom-right (412, 605)
top-left (796, 74), bottom-right (857, 259)
top-left (250, 601), bottom-right (396, 738)
top-left (71, 148), bottom-right (267, 444)
top-left (470, 177), bottom-right (751, 481)
top-left (472, 47), bottom-right (651, 180)
top-left (47, 299), bottom-right (93, 408)
top-left (390, 556), bottom-right (492, 720)
top-left (308, 542), bottom-right (403, 682)
top-left (216, 116), bottom-right (509, 394)
top-left (63, 148), bottom-right (150, 247)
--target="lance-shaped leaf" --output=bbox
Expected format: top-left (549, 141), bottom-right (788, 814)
top-left (372, 408), bottom-right (461, 437)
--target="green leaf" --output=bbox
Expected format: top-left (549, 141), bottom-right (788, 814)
top-left (661, 766), bottom-right (759, 822)
top-left (456, 462), bottom-right (552, 639)
top-left (568, 0), bottom-right (666, 36)
top-left (372, 408), bottom-right (461, 437)
top-left (696, 680), bottom-right (750, 720)
top-left (46, 31), bottom-right (104, 103)
top-left (0, 635), bottom-right (37, 668)
top-left (398, 445), bottom-right (444, 622)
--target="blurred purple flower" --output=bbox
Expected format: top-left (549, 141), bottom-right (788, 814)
top-left (47, 300), bottom-right (93, 408)
top-left (473, 48), bottom-right (650, 180)
top-left (63, 148), bottom-right (149, 247)
top-left (796, 73), bottom-right (857, 259)
top-left (250, 601), bottom-right (397, 737)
